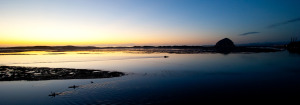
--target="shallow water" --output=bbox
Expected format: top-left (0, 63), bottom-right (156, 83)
top-left (0, 51), bottom-right (300, 104)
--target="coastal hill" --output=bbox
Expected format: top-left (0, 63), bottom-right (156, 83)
top-left (287, 37), bottom-right (300, 53)
top-left (215, 38), bottom-right (236, 54)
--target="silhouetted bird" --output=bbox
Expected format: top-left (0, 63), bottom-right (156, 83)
top-left (49, 92), bottom-right (60, 97)
top-left (68, 85), bottom-right (79, 89)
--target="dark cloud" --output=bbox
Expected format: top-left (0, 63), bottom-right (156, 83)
top-left (268, 17), bottom-right (300, 28)
top-left (239, 32), bottom-right (260, 36)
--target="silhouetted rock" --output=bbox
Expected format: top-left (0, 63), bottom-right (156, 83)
top-left (287, 41), bottom-right (300, 53)
top-left (215, 38), bottom-right (236, 54)
top-left (215, 38), bottom-right (235, 48)
top-left (0, 66), bottom-right (125, 81)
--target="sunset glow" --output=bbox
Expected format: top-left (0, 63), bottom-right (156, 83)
top-left (1, 0), bottom-right (299, 47)
top-left (1, 1), bottom-right (300, 104)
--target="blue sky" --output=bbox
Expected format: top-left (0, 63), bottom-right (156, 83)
top-left (0, 0), bottom-right (300, 46)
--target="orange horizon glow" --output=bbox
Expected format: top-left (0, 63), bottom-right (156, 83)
top-left (0, 20), bottom-right (216, 47)
top-left (0, 36), bottom-right (215, 47)
top-left (0, 18), bottom-right (217, 47)
top-left (0, 1), bottom-right (219, 47)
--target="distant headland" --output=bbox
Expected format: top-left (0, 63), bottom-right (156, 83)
top-left (0, 38), bottom-right (288, 54)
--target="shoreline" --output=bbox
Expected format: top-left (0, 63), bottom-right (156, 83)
top-left (0, 46), bottom-right (283, 54)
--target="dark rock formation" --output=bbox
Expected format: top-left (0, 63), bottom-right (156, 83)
top-left (215, 38), bottom-right (236, 54)
top-left (287, 37), bottom-right (300, 54)
top-left (287, 41), bottom-right (300, 53)
top-left (215, 38), bottom-right (235, 48)
top-left (0, 66), bottom-right (125, 81)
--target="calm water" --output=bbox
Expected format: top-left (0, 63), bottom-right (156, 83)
top-left (0, 51), bottom-right (300, 104)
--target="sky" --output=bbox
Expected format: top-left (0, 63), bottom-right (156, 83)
top-left (0, 0), bottom-right (300, 47)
